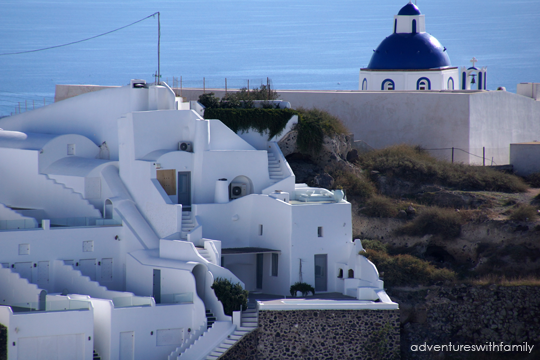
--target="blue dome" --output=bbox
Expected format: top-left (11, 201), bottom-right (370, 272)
top-left (398, 3), bottom-right (421, 15)
top-left (366, 32), bottom-right (451, 70)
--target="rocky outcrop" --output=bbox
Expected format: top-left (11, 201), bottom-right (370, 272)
top-left (278, 130), bottom-right (354, 168)
top-left (375, 176), bottom-right (491, 209)
top-left (352, 213), bottom-right (540, 278)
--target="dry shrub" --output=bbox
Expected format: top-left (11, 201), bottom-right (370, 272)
top-left (525, 172), bottom-right (540, 188)
top-left (331, 167), bottom-right (375, 200)
top-left (358, 144), bottom-right (528, 193)
top-left (361, 195), bottom-right (398, 218)
top-left (364, 249), bottom-right (456, 287)
top-left (509, 204), bottom-right (538, 222)
top-left (469, 274), bottom-right (540, 287)
top-left (397, 207), bottom-right (463, 239)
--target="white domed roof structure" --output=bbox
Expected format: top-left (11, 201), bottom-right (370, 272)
top-left (360, 1), bottom-right (459, 91)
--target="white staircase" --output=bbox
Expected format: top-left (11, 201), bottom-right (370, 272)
top-left (206, 309), bottom-right (259, 360)
top-left (173, 321), bottom-right (236, 360)
top-left (268, 152), bottom-right (283, 184)
top-left (181, 211), bottom-right (196, 239)
top-left (9, 174), bottom-right (102, 220)
top-left (197, 247), bottom-right (213, 262)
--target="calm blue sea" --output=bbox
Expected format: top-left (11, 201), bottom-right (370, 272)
top-left (1, 0), bottom-right (539, 116)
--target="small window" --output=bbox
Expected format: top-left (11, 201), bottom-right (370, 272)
top-left (447, 77), bottom-right (454, 90)
top-left (362, 78), bottom-right (368, 91)
top-left (337, 268), bottom-right (343, 278)
top-left (416, 77), bottom-right (431, 90)
top-left (259, 224), bottom-right (263, 236)
top-left (348, 269), bottom-right (354, 278)
top-left (272, 253), bottom-right (278, 277)
top-left (382, 79), bottom-right (395, 91)
top-left (67, 144), bottom-right (75, 156)
top-left (317, 226), bottom-right (323, 237)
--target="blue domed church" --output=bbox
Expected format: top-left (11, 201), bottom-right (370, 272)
top-left (360, 1), bottom-right (481, 91)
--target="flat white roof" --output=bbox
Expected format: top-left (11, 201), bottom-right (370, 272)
top-left (257, 298), bottom-right (398, 310)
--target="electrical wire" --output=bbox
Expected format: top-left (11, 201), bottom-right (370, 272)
top-left (0, 12), bottom-right (159, 56)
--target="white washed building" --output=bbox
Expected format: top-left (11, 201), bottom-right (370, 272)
top-left (0, 80), bottom-right (395, 360)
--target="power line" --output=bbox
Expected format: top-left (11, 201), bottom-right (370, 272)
top-left (0, 12), bottom-right (159, 56)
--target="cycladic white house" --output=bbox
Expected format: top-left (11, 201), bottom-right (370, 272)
top-left (0, 80), bottom-right (396, 360)
top-left (360, 1), bottom-right (460, 91)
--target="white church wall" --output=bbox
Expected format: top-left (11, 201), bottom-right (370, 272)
top-left (271, 90), bottom-right (472, 162)
top-left (361, 69), bottom-right (458, 91)
top-left (469, 91), bottom-right (540, 165)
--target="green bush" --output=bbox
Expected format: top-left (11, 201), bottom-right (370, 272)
top-left (525, 172), bottom-right (540, 188)
top-left (509, 204), bottom-right (538, 222)
top-left (361, 195), bottom-right (398, 218)
top-left (364, 249), bottom-right (456, 287)
top-left (295, 107), bottom-right (349, 154)
top-left (358, 144), bottom-right (528, 193)
top-left (198, 92), bottom-right (220, 109)
top-left (289, 282), bottom-right (315, 297)
top-left (204, 108), bottom-right (296, 139)
top-left (360, 239), bottom-right (389, 253)
top-left (397, 207), bottom-right (463, 239)
top-left (198, 85), bottom-right (279, 110)
top-left (331, 167), bottom-right (375, 200)
top-left (211, 278), bottom-right (249, 316)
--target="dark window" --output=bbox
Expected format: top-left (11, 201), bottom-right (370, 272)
top-left (272, 253), bottom-right (278, 277)
top-left (348, 269), bottom-right (354, 278)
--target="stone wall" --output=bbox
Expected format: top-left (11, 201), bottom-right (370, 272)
top-left (221, 309), bottom-right (400, 360)
top-left (389, 285), bottom-right (540, 360)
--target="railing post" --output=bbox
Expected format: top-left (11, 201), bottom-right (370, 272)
top-left (451, 147), bottom-right (454, 163)
top-left (203, 77), bottom-right (205, 94)
top-left (483, 147), bottom-right (485, 166)
top-left (225, 78), bottom-right (227, 93)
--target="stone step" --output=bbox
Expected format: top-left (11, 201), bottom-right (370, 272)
top-left (228, 334), bottom-right (243, 340)
top-left (206, 356), bottom-right (219, 360)
top-left (241, 323), bottom-right (257, 328)
top-left (223, 339), bottom-right (237, 345)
